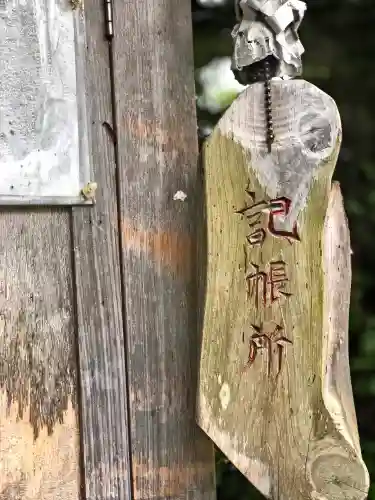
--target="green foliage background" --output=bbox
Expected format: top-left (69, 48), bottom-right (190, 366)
top-left (192, 0), bottom-right (375, 497)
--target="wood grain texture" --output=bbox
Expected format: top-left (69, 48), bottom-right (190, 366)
top-left (72, 1), bottom-right (132, 499)
top-left (197, 80), bottom-right (369, 500)
top-left (0, 210), bottom-right (79, 500)
top-left (112, 0), bottom-right (216, 499)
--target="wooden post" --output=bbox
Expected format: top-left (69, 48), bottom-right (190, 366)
top-left (197, 80), bottom-right (370, 499)
top-left (0, 1), bottom-right (133, 498)
top-left (0, 0), bottom-right (216, 498)
top-left (112, 0), bottom-right (216, 499)
top-left (0, 210), bottom-right (80, 499)
top-left (72, 1), bottom-right (133, 498)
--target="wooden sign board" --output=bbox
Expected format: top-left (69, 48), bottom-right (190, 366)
top-left (197, 80), bottom-right (369, 500)
top-left (0, 0), bottom-right (92, 205)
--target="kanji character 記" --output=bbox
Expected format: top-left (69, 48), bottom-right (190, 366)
top-left (236, 187), bottom-right (301, 247)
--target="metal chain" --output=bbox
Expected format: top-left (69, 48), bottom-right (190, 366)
top-left (232, 2), bottom-right (276, 152)
top-left (232, 1), bottom-right (307, 152)
top-left (263, 59), bottom-right (274, 153)
top-left (233, 55), bottom-right (277, 153)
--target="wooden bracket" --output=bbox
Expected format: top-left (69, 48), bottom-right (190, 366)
top-left (197, 79), bottom-right (369, 500)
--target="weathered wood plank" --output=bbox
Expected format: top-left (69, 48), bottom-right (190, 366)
top-left (112, 1), bottom-right (216, 498)
top-left (0, 210), bottom-right (79, 500)
top-left (71, 1), bottom-right (132, 499)
top-left (197, 80), bottom-right (369, 500)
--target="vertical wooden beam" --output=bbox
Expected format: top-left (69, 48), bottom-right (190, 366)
top-left (0, 210), bottom-right (79, 499)
top-left (112, 1), bottom-right (216, 499)
top-left (72, 2), bottom-right (132, 499)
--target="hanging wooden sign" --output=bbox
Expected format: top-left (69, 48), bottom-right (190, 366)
top-left (0, 0), bottom-right (93, 205)
top-left (197, 2), bottom-right (369, 499)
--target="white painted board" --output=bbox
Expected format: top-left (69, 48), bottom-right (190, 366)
top-left (0, 0), bottom-right (92, 205)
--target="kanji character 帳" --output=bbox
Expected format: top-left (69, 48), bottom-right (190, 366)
top-left (246, 261), bottom-right (292, 308)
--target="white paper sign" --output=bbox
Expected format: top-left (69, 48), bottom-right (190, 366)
top-left (0, 0), bottom-right (91, 205)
